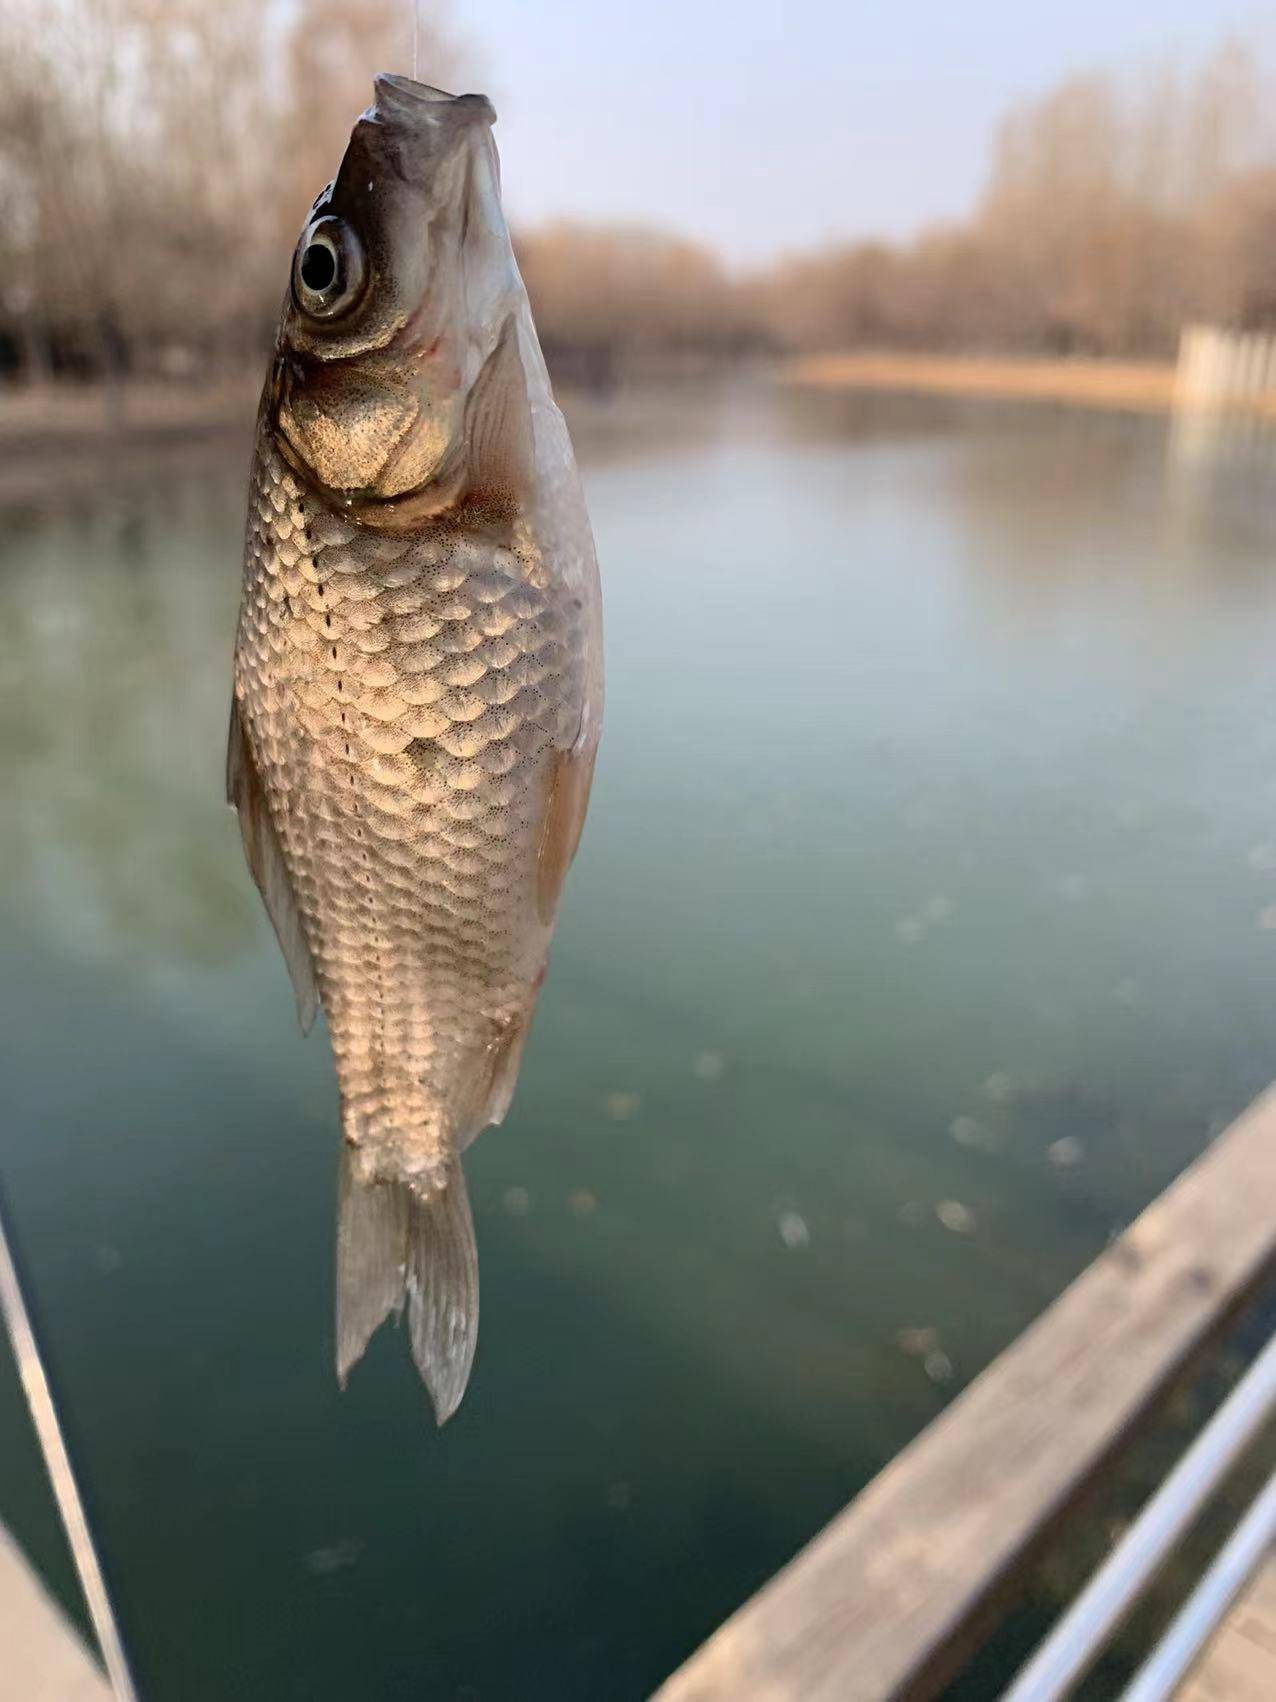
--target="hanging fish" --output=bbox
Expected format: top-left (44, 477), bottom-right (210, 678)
top-left (227, 76), bottom-right (603, 1423)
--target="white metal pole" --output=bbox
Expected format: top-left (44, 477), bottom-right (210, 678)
top-left (1002, 1332), bottom-right (1276, 1702)
top-left (0, 1193), bottom-right (139, 1702)
top-left (1119, 1470), bottom-right (1276, 1702)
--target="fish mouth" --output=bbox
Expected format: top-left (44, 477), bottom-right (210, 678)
top-left (371, 74), bottom-right (496, 131)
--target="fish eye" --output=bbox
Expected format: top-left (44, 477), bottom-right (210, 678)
top-left (292, 217), bottom-right (365, 322)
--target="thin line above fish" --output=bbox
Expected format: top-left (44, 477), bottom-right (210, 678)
top-left (227, 76), bottom-right (603, 1423)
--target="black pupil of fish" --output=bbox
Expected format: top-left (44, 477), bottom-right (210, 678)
top-left (301, 243), bottom-right (337, 292)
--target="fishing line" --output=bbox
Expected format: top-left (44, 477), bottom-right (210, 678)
top-left (0, 1190), bottom-right (139, 1702)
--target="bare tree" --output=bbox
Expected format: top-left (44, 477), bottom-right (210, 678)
top-left (0, 0), bottom-right (469, 381)
top-left (517, 223), bottom-right (752, 380)
top-left (2, 12), bottom-right (1275, 382)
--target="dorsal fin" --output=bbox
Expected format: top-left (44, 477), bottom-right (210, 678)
top-left (226, 698), bottom-right (320, 1033)
top-left (536, 741), bottom-right (598, 923)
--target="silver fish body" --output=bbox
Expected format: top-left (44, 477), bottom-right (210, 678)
top-left (228, 77), bottom-right (602, 1421)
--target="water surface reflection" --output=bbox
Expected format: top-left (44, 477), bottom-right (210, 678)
top-left (2, 385), bottom-right (1275, 1699)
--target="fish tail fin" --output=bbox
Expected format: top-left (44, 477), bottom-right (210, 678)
top-left (335, 1148), bottom-right (479, 1426)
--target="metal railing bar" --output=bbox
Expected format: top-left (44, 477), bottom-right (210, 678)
top-left (1118, 1470), bottom-right (1276, 1702)
top-left (0, 1189), bottom-right (139, 1702)
top-left (1001, 1331), bottom-right (1276, 1702)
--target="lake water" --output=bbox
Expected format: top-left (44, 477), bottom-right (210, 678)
top-left (2, 384), bottom-right (1275, 1699)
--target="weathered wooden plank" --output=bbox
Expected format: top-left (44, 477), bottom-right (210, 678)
top-left (0, 1524), bottom-right (111, 1701)
top-left (654, 1087), bottom-right (1276, 1702)
top-left (1179, 1553), bottom-right (1276, 1702)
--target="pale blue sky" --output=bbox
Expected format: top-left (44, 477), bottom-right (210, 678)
top-left (452, 0), bottom-right (1271, 263)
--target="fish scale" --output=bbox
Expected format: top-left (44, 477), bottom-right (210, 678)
top-left (235, 441), bottom-right (583, 1195)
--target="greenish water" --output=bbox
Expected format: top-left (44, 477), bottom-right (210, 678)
top-left (1, 386), bottom-right (1275, 1699)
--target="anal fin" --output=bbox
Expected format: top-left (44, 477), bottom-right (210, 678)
top-left (459, 1006), bottom-right (537, 1146)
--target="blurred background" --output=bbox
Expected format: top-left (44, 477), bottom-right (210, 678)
top-left (2, 2), bottom-right (1276, 1698)
top-left (4, 2), bottom-right (1276, 389)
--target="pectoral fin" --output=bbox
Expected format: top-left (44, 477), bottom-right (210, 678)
top-left (463, 313), bottom-right (533, 512)
top-left (226, 698), bottom-right (320, 1034)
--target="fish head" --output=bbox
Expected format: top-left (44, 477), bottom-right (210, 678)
top-left (272, 76), bottom-right (521, 515)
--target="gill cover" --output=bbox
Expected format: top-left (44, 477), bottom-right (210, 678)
top-left (273, 77), bottom-right (528, 516)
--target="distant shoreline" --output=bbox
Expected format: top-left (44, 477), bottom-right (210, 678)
top-left (3, 351), bottom-right (1274, 498)
top-left (785, 350), bottom-right (1276, 416)
top-left (0, 379), bottom-right (258, 449)
top-left (0, 376), bottom-right (714, 504)
top-left (0, 380), bottom-right (259, 504)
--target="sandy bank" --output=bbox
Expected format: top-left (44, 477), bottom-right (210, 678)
top-left (786, 351), bottom-right (1276, 416)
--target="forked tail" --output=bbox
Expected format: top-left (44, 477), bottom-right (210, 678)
top-left (335, 1148), bottom-right (479, 1425)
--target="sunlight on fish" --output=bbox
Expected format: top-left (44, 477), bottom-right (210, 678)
top-left (228, 76), bottom-right (603, 1424)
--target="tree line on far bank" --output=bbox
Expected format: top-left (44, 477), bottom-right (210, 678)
top-left (2, 4), bottom-right (1273, 385)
